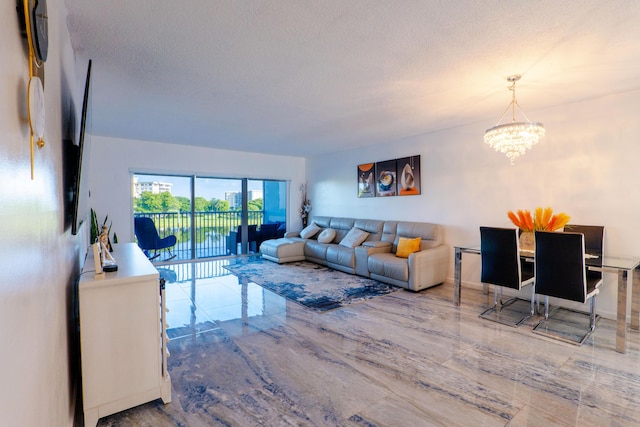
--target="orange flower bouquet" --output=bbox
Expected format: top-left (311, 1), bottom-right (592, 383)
top-left (507, 207), bottom-right (571, 232)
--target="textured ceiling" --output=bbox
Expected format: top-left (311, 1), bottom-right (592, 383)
top-left (63, 0), bottom-right (640, 157)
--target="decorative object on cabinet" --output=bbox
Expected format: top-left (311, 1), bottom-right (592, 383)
top-left (357, 163), bottom-right (375, 198)
top-left (90, 208), bottom-right (118, 246)
top-left (97, 226), bottom-right (118, 272)
top-left (484, 74), bottom-right (545, 165)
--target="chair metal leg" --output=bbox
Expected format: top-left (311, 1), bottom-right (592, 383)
top-left (530, 286), bottom-right (535, 316)
top-left (480, 285), bottom-right (531, 327)
top-left (533, 296), bottom-right (600, 346)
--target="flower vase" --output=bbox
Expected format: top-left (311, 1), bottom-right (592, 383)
top-left (302, 217), bottom-right (308, 228)
top-left (519, 231), bottom-right (534, 251)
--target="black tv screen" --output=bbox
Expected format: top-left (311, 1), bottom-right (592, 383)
top-left (71, 59), bottom-right (92, 236)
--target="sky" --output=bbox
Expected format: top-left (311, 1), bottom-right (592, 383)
top-left (134, 174), bottom-right (264, 200)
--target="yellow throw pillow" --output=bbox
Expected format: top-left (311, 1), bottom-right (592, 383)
top-left (396, 237), bottom-right (421, 258)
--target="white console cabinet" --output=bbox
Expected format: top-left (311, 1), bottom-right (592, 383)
top-left (79, 243), bottom-right (171, 426)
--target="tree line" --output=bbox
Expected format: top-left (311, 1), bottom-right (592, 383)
top-left (134, 191), bottom-right (263, 213)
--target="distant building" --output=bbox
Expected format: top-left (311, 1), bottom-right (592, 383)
top-left (134, 178), bottom-right (173, 198)
top-left (225, 190), bottom-right (263, 209)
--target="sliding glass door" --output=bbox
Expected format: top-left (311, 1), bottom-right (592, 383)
top-left (132, 173), bottom-right (287, 260)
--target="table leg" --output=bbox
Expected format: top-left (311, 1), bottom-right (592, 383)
top-left (616, 270), bottom-right (628, 353)
top-left (631, 267), bottom-right (640, 331)
top-left (454, 248), bottom-right (462, 306)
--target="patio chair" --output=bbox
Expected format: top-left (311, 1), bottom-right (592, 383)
top-left (134, 217), bottom-right (177, 261)
top-left (226, 225), bottom-right (258, 255)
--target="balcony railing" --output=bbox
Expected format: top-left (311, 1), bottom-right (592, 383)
top-left (134, 210), bottom-right (264, 260)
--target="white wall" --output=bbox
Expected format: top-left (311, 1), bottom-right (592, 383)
top-left (0, 0), bottom-right (83, 425)
top-left (88, 137), bottom-right (306, 244)
top-left (307, 89), bottom-right (640, 319)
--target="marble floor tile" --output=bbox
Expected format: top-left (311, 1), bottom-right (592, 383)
top-left (95, 258), bottom-right (640, 426)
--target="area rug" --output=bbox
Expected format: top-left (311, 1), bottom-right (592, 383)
top-left (223, 259), bottom-right (400, 312)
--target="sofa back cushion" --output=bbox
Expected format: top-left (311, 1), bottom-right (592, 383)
top-left (328, 217), bottom-right (356, 242)
top-left (311, 216), bottom-right (333, 229)
top-left (380, 221), bottom-right (399, 245)
top-left (381, 221), bottom-right (443, 253)
top-left (354, 219), bottom-right (384, 242)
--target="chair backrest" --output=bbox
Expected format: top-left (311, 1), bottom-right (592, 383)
top-left (563, 224), bottom-right (604, 257)
top-left (134, 217), bottom-right (161, 250)
top-left (534, 231), bottom-right (587, 303)
top-left (259, 223), bottom-right (279, 240)
top-left (234, 224), bottom-right (258, 243)
top-left (480, 227), bottom-right (531, 290)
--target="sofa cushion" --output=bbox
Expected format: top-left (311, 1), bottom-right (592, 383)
top-left (396, 237), bottom-right (421, 258)
top-left (368, 253), bottom-right (409, 282)
top-left (395, 222), bottom-right (442, 249)
top-left (353, 218), bottom-right (385, 241)
top-left (300, 222), bottom-right (322, 239)
top-left (326, 245), bottom-right (355, 268)
top-left (304, 240), bottom-right (331, 259)
top-left (339, 227), bottom-right (369, 248)
top-left (317, 228), bottom-right (336, 243)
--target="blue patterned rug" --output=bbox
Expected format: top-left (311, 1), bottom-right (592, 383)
top-left (223, 259), bottom-right (401, 312)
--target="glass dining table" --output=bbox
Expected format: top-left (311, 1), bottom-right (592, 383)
top-left (454, 243), bottom-right (640, 353)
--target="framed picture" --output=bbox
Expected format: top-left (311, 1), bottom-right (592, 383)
top-left (357, 163), bottom-right (375, 198)
top-left (375, 159), bottom-right (397, 197)
top-left (397, 155), bottom-right (421, 196)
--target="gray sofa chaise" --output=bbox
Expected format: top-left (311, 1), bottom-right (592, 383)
top-left (260, 216), bottom-right (449, 292)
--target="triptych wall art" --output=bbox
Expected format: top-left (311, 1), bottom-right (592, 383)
top-left (357, 155), bottom-right (421, 198)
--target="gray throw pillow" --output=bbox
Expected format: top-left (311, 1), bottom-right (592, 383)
top-left (300, 223), bottom-right (322, 239)
top-left (339, 227), bottom-right (369, 248)
top-left (317, 228), bottom-right (336, 243)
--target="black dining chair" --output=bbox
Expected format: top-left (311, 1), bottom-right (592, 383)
top-left (533, 230), bottom-right (603, 345)
top-left (563, 224), bottom-right (605, 257)
top-left (479, 226), bottom-right (535, 327)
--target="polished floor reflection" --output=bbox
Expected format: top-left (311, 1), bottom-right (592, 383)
top-left (97, 258), bottom-right (640, 426)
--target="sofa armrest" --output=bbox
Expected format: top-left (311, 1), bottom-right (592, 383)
top-left (407, 245), bottom-right (449, 291)
top-left (355, 242), bottom-right (392, 276)
top-left (285, 231), bottom-right (300, 238)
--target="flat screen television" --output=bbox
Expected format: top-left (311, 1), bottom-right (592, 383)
top-left (71, 59), bottom-right (93, 236)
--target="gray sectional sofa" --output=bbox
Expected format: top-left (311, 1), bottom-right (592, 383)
top-left (260, 216), bottom-right (449, 292)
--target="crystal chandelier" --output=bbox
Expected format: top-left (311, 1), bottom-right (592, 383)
top-left (484, 75), bottom-right (545, 164)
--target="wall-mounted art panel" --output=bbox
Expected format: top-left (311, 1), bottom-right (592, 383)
top-left (375, 159), bottom-right (397, 197)
top-left (357, 163), bottom-right (375, 198)
top-left (397, 155), bottom-right (420, 196)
